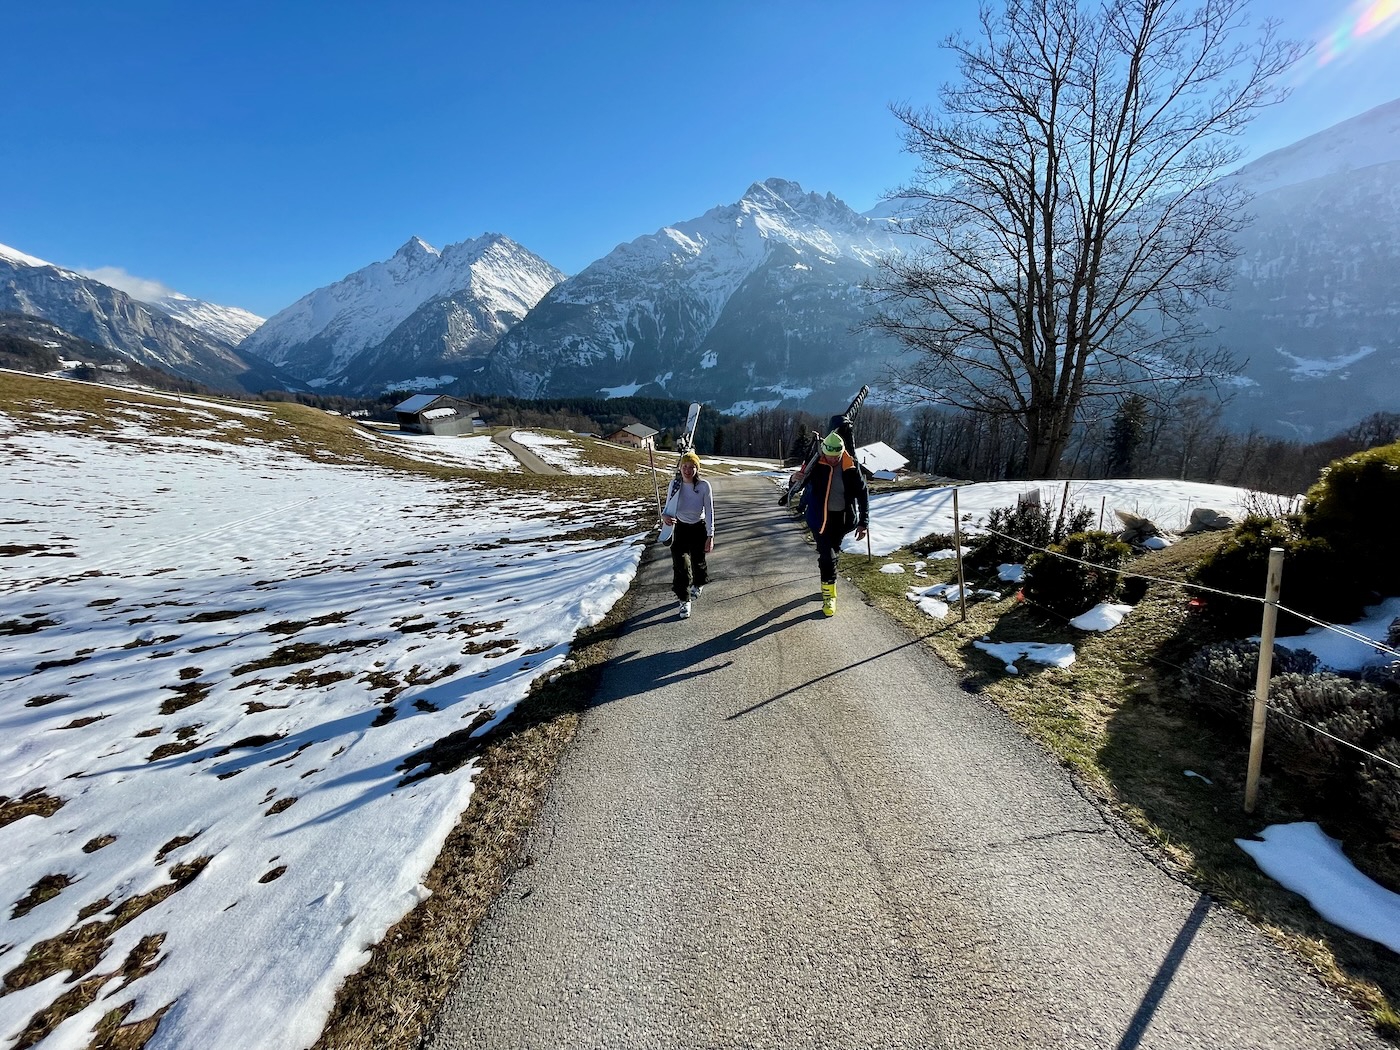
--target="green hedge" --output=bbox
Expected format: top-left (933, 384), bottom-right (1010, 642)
top-left (1301, 440), bottom-right (1400, 595)
top-left (1190, 514), bottom-right (1359, 635)
top-left (1022, 531), bottom-right (1134, 618)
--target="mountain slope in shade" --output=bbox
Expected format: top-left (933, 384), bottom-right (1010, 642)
top-left (0, 243), bottom-right (299, 394)
top-left (1208, 98), bottom-right (1400, 437)
top-left (477, 178), bottom-right (909, 414)
top-left (239, 234), bottom-right (564, 394)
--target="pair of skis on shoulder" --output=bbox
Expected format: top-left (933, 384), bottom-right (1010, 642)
top-left (657, 401), bottom-right (702, 547)
top-left (778, 384), bottom-right (869, 507)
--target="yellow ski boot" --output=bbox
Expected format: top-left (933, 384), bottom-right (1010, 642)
top-left (821, 581), bottom-right (836, 617)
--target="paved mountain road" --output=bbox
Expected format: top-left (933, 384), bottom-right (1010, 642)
top-left (426, 472), bottom-right (1382, 1049)
top-left (492, 430), bottom-right (557, 474)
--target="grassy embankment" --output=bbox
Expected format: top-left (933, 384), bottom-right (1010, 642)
top-left (839, 491), bottom-right (1400, 1037)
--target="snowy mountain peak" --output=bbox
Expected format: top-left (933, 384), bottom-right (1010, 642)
top-left (394, 236), bottom-right (440, 263)
top-left (483, 176), bottom-right (912, 407)
top-left (740, 178), bottom-right (862, 231)
top-left (0, 241), bottom-right (54, 269)
top-left (238, 233), bottom-right (565, 391)
top-left (743, 177), bottom-right (810, 207)
top-left (1235, 96), bottom-right (1400, 195)
top-left (1, 239), bottom-right (268, 355)
top-left (148, 291), bottom-right (265, 345)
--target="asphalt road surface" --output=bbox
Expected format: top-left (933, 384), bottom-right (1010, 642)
top-left (427, 472), bottom-right (1383, 1050)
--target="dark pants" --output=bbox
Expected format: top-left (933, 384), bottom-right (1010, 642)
top-left (671, 520), bottom-right (709, 600)
top-left (815, 513), bottom-right (853, 584)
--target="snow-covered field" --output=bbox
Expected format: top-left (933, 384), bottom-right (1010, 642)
top-left (866, 478), bottom-right (1262, 557)
top-left (0, 393), bottom-right (647, 1050)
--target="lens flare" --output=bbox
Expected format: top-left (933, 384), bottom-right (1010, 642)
top-left (1317, 0), bottom-right (1400, 66)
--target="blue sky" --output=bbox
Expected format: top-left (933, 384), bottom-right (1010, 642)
top-left (3, 0), bottom-right (1398, 319)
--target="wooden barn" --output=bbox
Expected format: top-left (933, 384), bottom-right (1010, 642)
top-left (606, 423), bottom-right (658, 450)
top-left (393, 394), bottom-right (483, 437)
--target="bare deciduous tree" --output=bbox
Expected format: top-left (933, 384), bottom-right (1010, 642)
top-left (867, 0), bottom-right (1303, 478)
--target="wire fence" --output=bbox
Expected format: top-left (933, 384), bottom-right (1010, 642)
top-left (970, 525), bottom-right (1400, 775)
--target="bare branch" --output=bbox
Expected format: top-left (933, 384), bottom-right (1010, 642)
top-left (870, 0), bottom-right (1305, 476)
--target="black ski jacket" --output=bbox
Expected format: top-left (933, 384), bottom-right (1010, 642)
top-left (800, 451), bottom-right (869, 535)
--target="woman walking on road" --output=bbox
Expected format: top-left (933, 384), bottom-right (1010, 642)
top-left (662, 450), bottom-right (715, 620)
top-left (791, 431), bottom-right (868, 616)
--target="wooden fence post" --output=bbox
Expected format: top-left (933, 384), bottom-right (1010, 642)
top-left (1054, 480), bottom-right (1071, 537)
top-left (1244, 547), bottom-right (1286, 813)
top-left (953, 487), bottom-right (967, 622)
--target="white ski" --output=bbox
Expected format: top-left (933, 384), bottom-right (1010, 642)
top-left (658, 401), bottom-right (702, 547)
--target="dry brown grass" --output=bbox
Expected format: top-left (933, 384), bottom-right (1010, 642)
top-left (11, 874), bottom-right (74, 919)
top-left (4, 859), bottom-right (209, 1046)
top-left (0, 790), bottom-right (66, 828)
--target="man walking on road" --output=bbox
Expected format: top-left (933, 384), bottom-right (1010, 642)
top-left (790, 431), bottom-right (868, 616)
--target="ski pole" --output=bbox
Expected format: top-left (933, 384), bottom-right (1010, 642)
top-left (648, 440), bottom-right (662, 522)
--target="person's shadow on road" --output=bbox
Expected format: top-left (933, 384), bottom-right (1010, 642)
top-left (589, 595), bottom-right (813, 704)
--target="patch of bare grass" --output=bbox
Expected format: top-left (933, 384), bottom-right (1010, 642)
top-left (11, 873), bottom-right (74, 919)
top-left (147, 737), bottom-right (204, 762)
top-left (4, 858), bottom-right (208, 996)
top-left (404, 663), bottom-right (459, 686)
top-left (1, 616), bottom-right (59, 635)
top-left (56, 714), bottom-right (109, 730)
top-left (9, 934), bottom-right (169, 1050)
top-left (218, 734), bottom-right (285, 754)
top-left (0, 790), bottom-right (66, 828)
top-left (34, 654), bottom-right (88, 672)
top-left (0, 544), bottom-right (55, 558)
top-left (154, 834), bottom-right (200, 864)
top-left (460, 637), bottom-right (516, 657)
top-left (263, 612), bottom-right (351, 636)
top-left (231, 639), bottom-right (382, 676)
top-left (392, 617), bottom-right (437, 634)
top-left (180, 607), bottom-right (264, 623)
top-left (158, 681), bottom-right (210, 715)
top-left (282, 667), bottom-right (355, 689)
top-left (121, 634), bottom-right (180, 651)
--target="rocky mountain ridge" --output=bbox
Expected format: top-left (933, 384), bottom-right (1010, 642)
top-left (474, 177), bottom-right (911, 414)
top-left (4, 100), bottom-right (1397, 434)
top-left (0, 243), bottom-right (295, 394)
top-left (238, 233), bottom-right (564, 395)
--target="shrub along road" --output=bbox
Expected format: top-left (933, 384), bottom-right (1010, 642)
top-left (425, 472), bottom-right (1383, 1049)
